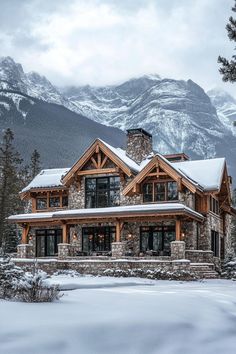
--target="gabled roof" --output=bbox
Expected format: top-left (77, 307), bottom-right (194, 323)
top-left (123, 154), bottom-right (228, 196)
top-left (19, 137), bottom-right (230, 198)
top-left (173, 158), bottom-right (226, 191)
top-left (21, 168), bottom-right (70, 194)
top-left (62, 138), bottom-right (144, 185)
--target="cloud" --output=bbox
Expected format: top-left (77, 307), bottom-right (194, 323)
top-left (0, 0), bottom-right (235, 94)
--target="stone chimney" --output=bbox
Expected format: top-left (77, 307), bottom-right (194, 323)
top-left (126, 128), bottom-right (153, 164)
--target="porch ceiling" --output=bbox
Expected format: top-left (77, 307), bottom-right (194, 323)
top-left (8, 203), bottom-right (204, 224)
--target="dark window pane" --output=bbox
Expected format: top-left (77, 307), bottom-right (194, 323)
top-left (97, 191), bottom-right (109, 207)
top-left (36, 198), bottom-right (47, 210)
top-left (97, 178), bottom-right (109, 190)
top-left (167, 182), bottom-right (178, 200)
top-left (143, 183), bottom-right (153, 202)
top-left (85, 192), bottom-right (96, 208)
top-left (110, 190), bottom-right (120, 206)
top-left (62, 196), bottom-right (68, 207)
top-left (155, 183), bottom-right (165, 201)
top-left (140, 231), bottom-right (149, 251)
top-left (110, 176), bottom-right (120, 189)
top-left (49, 197), bottom-right (60, 208)
top-left (85, 178), bottom-right (96, 191)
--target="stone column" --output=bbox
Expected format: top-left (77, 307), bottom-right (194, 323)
top-left (17, 244), bottom-right (34, 259)
top-left (58, 243), bottom-right (70, 259)
top-left (111, 242), bottom-right (127, 258)
top-left (171, 241), bottom-right (186, 260)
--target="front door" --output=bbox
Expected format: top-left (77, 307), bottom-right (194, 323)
top-left (36, 229), bottom-right (62, 257)
top-left (140, 225), bottom-right (175, 256)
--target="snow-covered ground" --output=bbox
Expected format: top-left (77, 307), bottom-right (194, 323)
top-left (1, 276), bottom-right (236, 354)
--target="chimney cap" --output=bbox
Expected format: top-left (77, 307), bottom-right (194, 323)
top-left (126, 128), bottom-right (152, 138)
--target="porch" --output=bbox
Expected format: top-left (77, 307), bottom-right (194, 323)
top-left (9, 203), bottom-right (205, 261)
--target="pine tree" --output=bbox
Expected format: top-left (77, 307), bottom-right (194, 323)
top-left (0, 129), bottom-right (23, 253)
top-left (218, 1), bottom-right (236, 82)
top-left (30, 149), bottom-right (41, 179)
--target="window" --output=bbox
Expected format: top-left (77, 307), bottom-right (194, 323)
top-left (36, 198), bottom-right (47, 210)
top-left (210, 196), bottom-right (219, 215)
top-left (167, 181), bottom-right (178, 200)
top-left (140, 225), bottom-right (175, 256)
top-left (36, 229), bottom-right (62, 257)
top-left (82, 226), bottom-right (116, 253)
top-left (143, 183), bottom-right (153, 202)
top-left (49, 196), bottom-right (60, 208)
top-left (143, 181), bottom-right (178, 203)
top-left (62, 196), bottom-right (68, 207)
top-left (211, 230), bottom-right (219, 257)
top-left (36, 193), bottom-right (68, 210)
top-left (155, 183), bottom-right (165, 201)
top-left (85, 176), bottom-right (120, 208)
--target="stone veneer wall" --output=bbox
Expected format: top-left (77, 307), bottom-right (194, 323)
top-left (68, 179), bottom-right (85, 209)
top-left (224, 213), bottom-right (233, 258)
top-left (24, 199), bottom-right (32, 213)
top-left (126, 132), bottom-right (153, 164)
top-left (183, 221), bottom-right (198, 250)
top-left (179, 190), bottom-right (195, 209)
top-left (199, 213), bottom-right (221, 251)
top-left (13, 259), bottom-right (191, 275)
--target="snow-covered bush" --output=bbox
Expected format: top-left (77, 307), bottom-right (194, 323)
top-left (0, 256), bottom-right (24, 299)
top-left (53, 269), bottom-right (82, 278)
top-left (0, 257), bottom-right (61, 302)
top-left (221, 257), bottom-right (236, 279)
top-left (14, 270), bottom-right (61, 303)
top-left (102, 267), bottom-right (198, 281)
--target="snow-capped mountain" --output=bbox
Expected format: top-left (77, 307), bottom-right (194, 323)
top-left (1, 56), bottom-right (236, 183)
top-left (0, 56), bottom-right (77, 112)
top-left (208, 88), bottom-right (236, 136)
top-left (0, 57), bottom-right (125, 167)
top-left (62, 78), bottom-right (235, 160)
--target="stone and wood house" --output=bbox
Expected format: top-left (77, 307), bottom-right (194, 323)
top-left (8, 128), bottom-right (235, 274)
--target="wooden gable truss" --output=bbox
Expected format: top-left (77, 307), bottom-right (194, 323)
top-left (123, 155), bottom-right (199, 196)
top-left (62, 139), bottom-right (135, 187)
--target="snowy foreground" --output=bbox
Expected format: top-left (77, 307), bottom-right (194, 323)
top-left (1, 276), bottom-right (236, 354)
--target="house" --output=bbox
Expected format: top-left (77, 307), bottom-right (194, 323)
top-left (8, 128), bottom-right (234, 267)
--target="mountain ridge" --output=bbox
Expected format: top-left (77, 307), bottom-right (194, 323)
top-left (1, 56), bottom-right (236, 185)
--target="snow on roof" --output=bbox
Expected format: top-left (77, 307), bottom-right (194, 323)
top-left (99, 139), bottom-right (142, 172)
top-left (21, 168), bottom-right (70, 193)
top-left (172, 158), bottom-right (226, 191)
top-left (8, 203), bottom-right (204, 221)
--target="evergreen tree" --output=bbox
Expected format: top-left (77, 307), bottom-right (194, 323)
top-left (30, 149), bottom-right (41, 179)
top-left (0, 129), bottom-right (22, 253)
top-left (218, 1), bottom-right (236, 82)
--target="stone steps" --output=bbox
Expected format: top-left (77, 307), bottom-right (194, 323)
top-left (190, 263), bottom-right (219, 279)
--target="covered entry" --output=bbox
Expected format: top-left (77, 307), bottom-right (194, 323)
top-left (36, 229), bottom-right (62, 257)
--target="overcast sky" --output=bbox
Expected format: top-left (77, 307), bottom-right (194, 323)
top-left (0, 0), bottom-right (235, 94)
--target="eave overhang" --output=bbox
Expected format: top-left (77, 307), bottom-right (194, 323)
top-left (8, 203), bottom-right (204, 224)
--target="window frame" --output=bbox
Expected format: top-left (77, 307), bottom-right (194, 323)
top-left (210, 196), bottom-right (219, 215)
top-left (142, 180), bottom-right (178, 203)
top-left (85, 176), bottom-right (120, 208)
top-left (35, 192), bottom-right (68, 211)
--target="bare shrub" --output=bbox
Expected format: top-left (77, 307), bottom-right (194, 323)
top-left (14, 271), bottom-right (61, 303)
